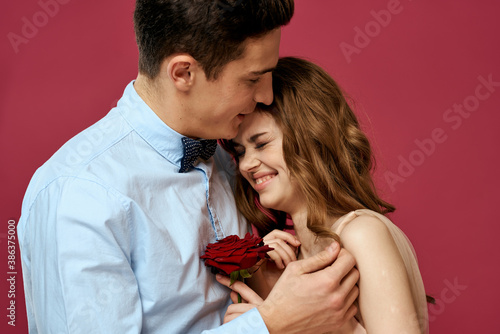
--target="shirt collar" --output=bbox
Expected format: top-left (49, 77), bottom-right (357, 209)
top-left (116, 80), bottom-right (184, 167)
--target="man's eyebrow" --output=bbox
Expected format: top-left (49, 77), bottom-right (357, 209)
top-left (250, 67), bottom-right (275, 76)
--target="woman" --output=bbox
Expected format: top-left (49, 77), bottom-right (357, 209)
top-left (220, 57), bottom-right (430, 333)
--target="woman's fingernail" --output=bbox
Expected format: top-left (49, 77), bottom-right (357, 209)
top-left (327, 242), bottom-right (338, 253)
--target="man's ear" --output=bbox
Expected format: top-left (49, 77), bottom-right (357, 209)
top-left (165, 54), bottom-right (199, 92)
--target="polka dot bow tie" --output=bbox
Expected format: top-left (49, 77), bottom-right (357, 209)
top-left (179, 137), bottom-right (218, 173)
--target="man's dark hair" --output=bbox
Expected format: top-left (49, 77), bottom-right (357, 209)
top-left (134, 0), bottom-right (294, 80)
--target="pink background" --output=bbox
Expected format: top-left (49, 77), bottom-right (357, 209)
top-left (2, 0), bottom-right (499, 332)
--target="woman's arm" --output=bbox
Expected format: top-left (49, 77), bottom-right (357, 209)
top-left (247, 229), bottom-right (300, 299)
top-left (340, 215), bottom-right (421, 334)
top-left (247, 258), bottom-right (284, 299)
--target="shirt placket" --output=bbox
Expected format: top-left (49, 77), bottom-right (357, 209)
top-left (199, 166), bottom-right (225, 240)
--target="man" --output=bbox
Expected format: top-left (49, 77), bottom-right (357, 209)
top-left (18, 1), bottom-right (359, 333)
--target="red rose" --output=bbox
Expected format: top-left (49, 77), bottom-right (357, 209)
top-left (201, 233), bottom-right (272, 275)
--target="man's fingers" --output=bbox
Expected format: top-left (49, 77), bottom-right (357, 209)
top-left (339, 266), bottom-right (359, 297)
top-left (343, 303), bottom-right (359, 323)
top-left (324, 248), bottom-right (357, 283)
top-left (230, 291), bottom-right (237, 304)
top-left (344, 279), bottom-right (359, 312)
top-left (223, 314), bottom-right (238, 324)
top-left (293, 242), bottom-right (340, 274)
top-left (223, 303), bottom-right (257, 324)
top-left (216, 274), bottom-right (264, 305)
top-left (230, 291), bottom-right (246, 304)
top-left (227, 303), bottom-right (257, 314)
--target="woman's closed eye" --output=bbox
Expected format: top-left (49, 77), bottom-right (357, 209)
top-left (235, 149), bottom-right (245, 158)
top-left (234, 142), bottom-right (268, 158)
top-left (255, 142), bottom-right (268, 149)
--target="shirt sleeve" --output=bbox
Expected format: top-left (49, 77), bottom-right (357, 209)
top-left (20, 177), bottom-right (142, 333)
top-left (201, 308), bottom-right (269, 334)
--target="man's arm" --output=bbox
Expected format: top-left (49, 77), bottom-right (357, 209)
top-left (216, 242), bottom-right (359, 334)
top-left (19, 178), bottom-right (143, 333)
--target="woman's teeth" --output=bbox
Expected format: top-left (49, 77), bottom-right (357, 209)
top-left (255, 175), bottom-right (275, 185)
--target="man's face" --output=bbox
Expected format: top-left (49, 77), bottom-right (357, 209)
top-left (188, 28), bottom-right (281, 140)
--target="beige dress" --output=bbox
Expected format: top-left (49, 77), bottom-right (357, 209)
top-left (250, 209), bottom-right (429, 333)
top-left (315, 209), bottom-right (429, 334)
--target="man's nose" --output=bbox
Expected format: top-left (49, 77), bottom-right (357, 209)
top-left (254, 73), bottom-right (273, 105)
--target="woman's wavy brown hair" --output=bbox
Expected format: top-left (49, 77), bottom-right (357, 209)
top-left (221, 57), bottom-right (394, 240)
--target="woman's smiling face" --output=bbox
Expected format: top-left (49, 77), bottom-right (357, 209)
top-left (232, 111), bottom-right (304, 214)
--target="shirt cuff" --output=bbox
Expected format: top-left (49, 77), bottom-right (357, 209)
top-left (202, 308), bottom-right (269, 334)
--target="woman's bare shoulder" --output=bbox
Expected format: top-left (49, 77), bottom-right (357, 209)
top-left (339, 213), bottom-right (393, 247)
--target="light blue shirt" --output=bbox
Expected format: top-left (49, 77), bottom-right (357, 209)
top-left (18, 81), bottom-right (269, 333)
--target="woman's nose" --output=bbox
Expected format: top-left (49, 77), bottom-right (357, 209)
top-left (239, 150), bottom-right (260, 173)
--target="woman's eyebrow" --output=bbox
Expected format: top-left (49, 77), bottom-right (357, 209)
top-left (232, 132), bottom-right (268, 147)
top-left (249, 132), bottom-right (267, 142)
